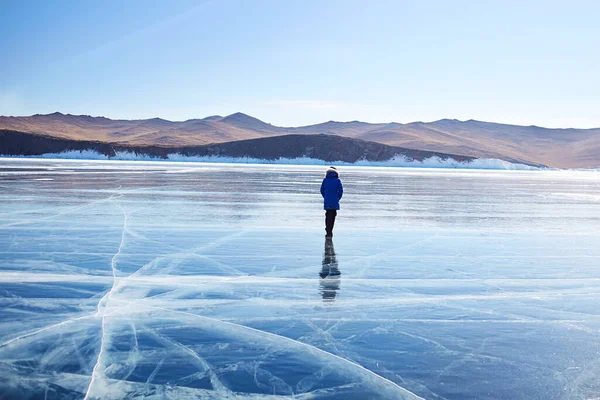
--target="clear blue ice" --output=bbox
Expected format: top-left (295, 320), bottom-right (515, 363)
top-left (1, 159), bottom-right (599, 399)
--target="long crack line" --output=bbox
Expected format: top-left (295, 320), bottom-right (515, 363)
top-left (84, 197), bottom-right (127, 400)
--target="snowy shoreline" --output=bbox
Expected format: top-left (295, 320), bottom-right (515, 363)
top-left (1, 150), bottom-right (541, 170)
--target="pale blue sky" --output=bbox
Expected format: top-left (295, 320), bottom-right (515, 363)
top-left (1, 0), bottom-right (599, 127)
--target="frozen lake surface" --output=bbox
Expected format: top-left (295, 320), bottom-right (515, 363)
top-left (1, 159), bottom-right (599, 400)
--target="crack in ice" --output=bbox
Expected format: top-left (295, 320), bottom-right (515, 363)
top-left (84, 197), bottom-right (128, 400)
top-left (143, 326), bottom-right (232, 395)
top-left (0, 313), bottom-right (94, 349)
top-left (0, 194), bottom-right (119, 229)
top-left (139, 304), bottom-right (424, 399)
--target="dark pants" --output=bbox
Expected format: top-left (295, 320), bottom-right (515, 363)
top-left (325, 209), bottom-right (337, 236)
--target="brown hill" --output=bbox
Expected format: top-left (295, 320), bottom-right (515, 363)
top-left (0, 130), bottom-right (487, 165)
top-left (0, 112), bottom-right (268, 147)
top-left (287, 120), bottom-right (386, 137)
top-left (1, 112), bottom-right (599, 167)
top-left (357, 119), bottom-right (600, 168)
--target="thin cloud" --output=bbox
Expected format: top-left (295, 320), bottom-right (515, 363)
top-left (0, 88), bottom-right (26, 116)
top-left (57, 1), bottom-right (214, 66)
top-left (264, 99), bottom-right (380, 110)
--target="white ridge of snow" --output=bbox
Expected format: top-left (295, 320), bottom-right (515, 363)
top-left (2, 150), bottom-right (539, 170)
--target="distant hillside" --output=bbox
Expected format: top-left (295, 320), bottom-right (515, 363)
top-left (355, 119), bottom-right (600, 168)
top-left (1, 130), bottom-right (494, 166)
top-left (1, 112), bottom-right (599, 167)
top-left (0, 112), bottom-right (270, 147)
top-left (219, 112), bottom-right (282, 133)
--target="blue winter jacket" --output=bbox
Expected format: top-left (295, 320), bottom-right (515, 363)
top-left (320, 168), bottom-right (343, 210)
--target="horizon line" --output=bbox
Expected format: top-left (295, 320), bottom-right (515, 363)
top-left (1, 111), bottom-right (599, 131)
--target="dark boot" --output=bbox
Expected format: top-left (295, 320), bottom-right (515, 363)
top-left (325, 209), bottom-right (337, 237)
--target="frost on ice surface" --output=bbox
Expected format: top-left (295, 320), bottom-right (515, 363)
top-left (1, 159), bottom-right (599, 399)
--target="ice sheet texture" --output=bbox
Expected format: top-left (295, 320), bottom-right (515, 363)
top-left (1, 159), bottom-right (599, 400)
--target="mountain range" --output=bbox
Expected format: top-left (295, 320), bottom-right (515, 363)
top-left (1, 112), bottom-right (599, 168)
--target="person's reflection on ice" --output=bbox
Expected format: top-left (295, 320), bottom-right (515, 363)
top-left (319, 237), bottom-right (341, 302)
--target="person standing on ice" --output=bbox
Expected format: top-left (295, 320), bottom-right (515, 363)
top-left (320, 166), bottom-right (343, 237)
